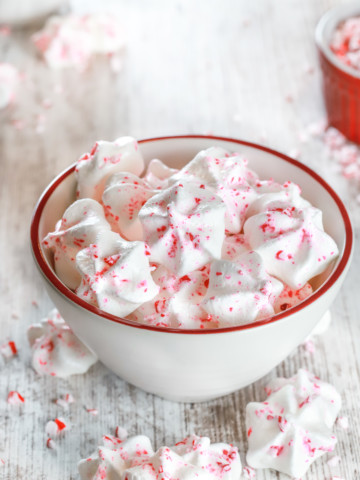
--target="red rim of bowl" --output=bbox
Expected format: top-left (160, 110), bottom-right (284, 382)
top-left (30, 135), bottom-right (353, 335)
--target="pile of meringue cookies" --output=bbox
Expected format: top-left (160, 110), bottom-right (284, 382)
top-left (33, 137), bottom-right (344, 478)
top-left (43, 136), bottom-right (338, 329)
top-left (77, 368), bottom-right (342, 479)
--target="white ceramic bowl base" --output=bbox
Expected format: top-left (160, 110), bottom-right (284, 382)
top-left (32, 136), bottom-right (353, 403)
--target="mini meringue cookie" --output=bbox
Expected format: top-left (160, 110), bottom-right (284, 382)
top-left (102, 172), bottom-right (155, 241)
top-left (27, 308), bottom-right (97, 377)
top-left (143, 158), bottom-right (179, 189)
top-left (75, 137), bottom-right (144, 202)
top-left (130, 265), bottom-right (215, 329)
top-left (76, 230), bottom-right (159, 317)
top-left (246, 369), bottom-right (341, 478)
top-left (244, 206), bottom-right (339, 289)
top-left (32, 14), bottom-right (125, 70)
top-left (139, 180), bottom-right (226, 276)
top-left (246, 179), bottom-right (310, 217)
top-left (78, 434), bottom-right (241, 480)
top-left (42, 199), bottom-right (111, 290)
top-left (172, 147), bottom-right (258, 233)
top-left (202, 251), bottom-right (283, 326)
top-left (78, 434), bottom-right (154, 480)
top-left (221, 233), bottom-right (251, 260)
top-left (0, 63), bottom-right (19, 109)
top-left (273, 283), bottom-right (313, 313)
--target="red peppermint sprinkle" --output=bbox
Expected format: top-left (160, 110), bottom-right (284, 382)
top-left (90, 142), bottom-right (99, 156)
top-left (7, 391), bottom-right (25, 404)
top-left (275, 250), bottom-right (284, 260)
top-left (55, 418), bottom-right (66, 430)
top-left (242, 466), bottom-right (256, 479)
top-left (46, 418), bottom-right (68, 437)
top-left (55, 393), bottom-right (75, 410)
top-left (86, 408), bottom-right (98, 416)
top-left (1, 340), bottom-right (17, 358)
top-left (46, 438), bottom-right (56, 449)
top-left (268, 445), bottom-right (284, 457)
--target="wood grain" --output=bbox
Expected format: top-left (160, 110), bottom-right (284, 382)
top-left (0, 0), bottom-right (359, 478)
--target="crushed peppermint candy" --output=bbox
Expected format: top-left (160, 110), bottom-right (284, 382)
top-left (243, 465), bottom-right (256, 478)
top-left (85, 407), bottom-right (98, 416)
top-left (323, 127), bottom-right (360, 183)
top-left (331, 16), bottom-right (360, 71)
top-left (7, 391), bottom-right (25, 405)
top-left (0, 340), bottom-right (17, 359)
top-left (55, 393), bottom-right (75, 410)
top-left (46, 438), bottom-right (56, 449)
top-left (45, 418), bottom-right (68, 437)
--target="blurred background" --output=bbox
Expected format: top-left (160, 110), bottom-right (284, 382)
top-left (0, 0), bottom-right (349, 179)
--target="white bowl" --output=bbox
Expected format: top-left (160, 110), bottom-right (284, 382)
top-left (30, 135), bottom-right (353, 402)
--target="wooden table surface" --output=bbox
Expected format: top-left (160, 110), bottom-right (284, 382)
top-left (1, 0), bottom-right (359, 478)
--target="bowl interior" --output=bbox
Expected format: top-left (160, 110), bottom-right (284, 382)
top-left (38, 136), bottom-right (347, 297)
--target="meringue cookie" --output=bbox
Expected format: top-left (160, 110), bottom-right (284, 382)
top-left (144, 158), bottom-right (179, 189)
top-left (102, 172), bottom-right (155, 241)
top-left (202, 251), bottom-right (283, 326)
top-left (246, 179), bottom-right (310, 217)
top-left (130, 265), bottom-right (215, 329)
top-left (244, 206), bottom-right (339, 289)
top-left (32, 14), bottom-right (125, 70)
top-left (273, 282), bottom-right (313, 313)
top-left (76, 230), bottom-right (159, 317)
top-left (27, 309), bottom-right (97, 377)
top-left (0, 63), bottom-right (19, 109)
top-left (246, 369), bottom-right (341, 478)
top-left (42, 199), bottom-right (111, 290)
top-left (139, 180), bottom-right (226, 276)
top-left (172, 147), bottom-right (258, 233)
top-left (78, 434), bottom-right (154, 480)
top-left (76, 137), bottom-right (144, 202)
top-left (78, 434), bottom-right (241, 480)
top-left (221, 233), bottom-right (251, 260)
